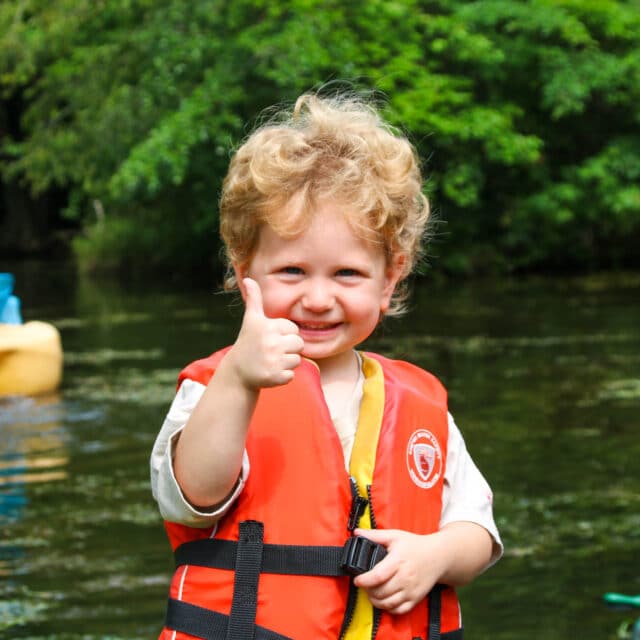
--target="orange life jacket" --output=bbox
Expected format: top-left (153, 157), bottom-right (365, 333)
top-left (159, 349), bottom-right (463, 640)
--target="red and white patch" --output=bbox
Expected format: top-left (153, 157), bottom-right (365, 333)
top-left (406, 429), bottom-right (443, 489)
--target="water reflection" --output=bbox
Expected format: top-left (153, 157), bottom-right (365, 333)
top-left (0, 263), bottom-right (638, 640)
top-left (0, 395), bottom-right (68, 522)
top-left (0, 394), bottom-right (69, 631)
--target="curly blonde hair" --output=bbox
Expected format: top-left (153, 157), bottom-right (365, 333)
top-left (219, 91), bottom-right (429, 316)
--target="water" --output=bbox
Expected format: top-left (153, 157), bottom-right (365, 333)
top-left (1, 261), bottom-right (639, 639)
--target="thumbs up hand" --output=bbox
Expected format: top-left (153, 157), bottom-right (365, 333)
top-left (228, 278), bottom-right (304, 390)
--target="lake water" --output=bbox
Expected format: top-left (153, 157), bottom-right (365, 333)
top-left (1, 260), bottom-right (639, 639)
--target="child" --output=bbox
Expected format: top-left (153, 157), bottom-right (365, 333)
top-left (151, 91), bottom-right (502, 640)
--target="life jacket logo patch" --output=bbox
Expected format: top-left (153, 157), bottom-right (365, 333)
top-left (406, 429), bottom-right (442, 489)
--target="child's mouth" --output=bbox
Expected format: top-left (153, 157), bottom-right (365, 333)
top-left (296, 321), bottom-right (342, 332)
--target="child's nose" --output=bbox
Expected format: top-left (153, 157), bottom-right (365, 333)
top-left (302, 279), bottom-right (334, 311)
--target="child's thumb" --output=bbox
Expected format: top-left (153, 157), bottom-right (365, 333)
top-left (243, 278), bottom-right (265, 316)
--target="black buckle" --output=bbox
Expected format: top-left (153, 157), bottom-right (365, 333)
top-left (340, 536), bottom-right (387, 575)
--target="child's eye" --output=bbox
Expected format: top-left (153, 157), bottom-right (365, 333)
top-left (336, 268), bottom-right (361, 277)
top-left (281, 266), bottom-right (304, 275)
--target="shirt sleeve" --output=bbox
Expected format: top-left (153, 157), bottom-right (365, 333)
top-left (149, 377), bottom-right (249, 527)
top-left (440, 413), bottom-right (503, 565)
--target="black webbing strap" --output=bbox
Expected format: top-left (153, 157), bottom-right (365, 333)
top-left (165, 599), bottom-right (293, 640)
top-left (171, 524), bottom-right (390, 639)
top-left (441, 629), bottom-right (463, 640)
top-left (175, 537), bottom-right (347, 576)
top-left (427, 584), bottom-right (443, 640)
top-left (225, 520), bottom-right (264, 640)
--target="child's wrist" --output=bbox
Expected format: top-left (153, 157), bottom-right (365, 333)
top-left (427, 530), bottom-right (458, 581)
top-left (218, 347), bottom-right (262, 393)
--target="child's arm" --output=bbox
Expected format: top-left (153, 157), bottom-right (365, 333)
top-left (173, 278), bottom-right (303, 509)
top-left (352, 523), bottom-right (493, 615)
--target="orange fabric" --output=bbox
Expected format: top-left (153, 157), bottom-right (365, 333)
top-left (161, 349), bottom-right (462, 639)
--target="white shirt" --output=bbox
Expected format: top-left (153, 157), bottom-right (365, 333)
top-left (150, 362), bottom-right (503, 562)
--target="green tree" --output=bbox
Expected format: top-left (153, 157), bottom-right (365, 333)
top-left (1, 0), bottom-right (638, 275)
top-left (452, 0), bottom-right (640, 271)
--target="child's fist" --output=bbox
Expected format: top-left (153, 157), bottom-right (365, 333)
top-left (231, 278), bottom-right (304, 389)
top-left (352, 528), bottom-right (440, 615)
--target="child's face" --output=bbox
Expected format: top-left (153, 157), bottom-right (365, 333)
top-left (235, 199), bottom-right (403, 371)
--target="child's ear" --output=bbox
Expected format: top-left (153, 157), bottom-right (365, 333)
top-left (380, 254), bottom-right (406, 313)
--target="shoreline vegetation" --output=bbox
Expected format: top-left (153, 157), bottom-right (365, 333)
top-left (1, 1), bottom-right (639, 278)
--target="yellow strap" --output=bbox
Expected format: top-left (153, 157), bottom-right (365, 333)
top-left (343, 354), bottom-right (385, 640)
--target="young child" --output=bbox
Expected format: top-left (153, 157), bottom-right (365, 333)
top-left (151, 91), bottom-right (502, 640)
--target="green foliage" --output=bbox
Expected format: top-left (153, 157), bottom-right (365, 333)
top-left (1, 0), bottom-right (639, 275)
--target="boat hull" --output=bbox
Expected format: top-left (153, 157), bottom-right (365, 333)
top-left (0, 321), bottom-right (63, 396)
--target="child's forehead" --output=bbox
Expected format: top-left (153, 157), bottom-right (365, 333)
top-left (253, 219), bottom-right (386, 268)
top-left (250, 201), bottom-right (385, 267)
top-left (263, 193), bottom-right (378, 243)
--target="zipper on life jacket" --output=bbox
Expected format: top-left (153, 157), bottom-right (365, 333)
top-left (338, 580), bottom-right (360, 640)
top-left (339, 480), bottom-right (387, 640)
top-left (366, 483), bottom-right (383, 640)
top-left (366, 484), bottom-right (377, 529)
top-left (348, 476), bottom-right (368, 532)
top-left (339, 477), bottom-right (369, 639)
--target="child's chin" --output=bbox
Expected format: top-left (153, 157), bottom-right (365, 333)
top-left (301, 348), bottom-right (328, 361)
top-left (302, 347), bottom-right (350, 363)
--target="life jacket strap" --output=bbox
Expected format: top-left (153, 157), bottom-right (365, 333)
top-left (165, 595), bottom-right (463, 640)
top-left (165, 598), bottom-right (294, 640)
top-left (425, 585), bottom-right (464, 640)
top-left (226, 520), bottom-right (263, 640)
top-left (428, 584), bottom-right (442, 640)
top-left (171, 521), bottom-right (455, 639)
top-left (415, 630), bottom-right (463, 640)
top-left (175, 530), bottom-right (360, 577)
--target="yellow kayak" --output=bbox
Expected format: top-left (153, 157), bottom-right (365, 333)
top-left (0, 321), bottom-right (63, 396)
